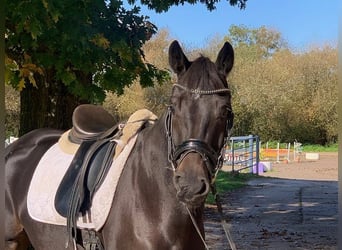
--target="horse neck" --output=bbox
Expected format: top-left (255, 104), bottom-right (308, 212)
top-left (108, 111), bottom-right (206, 248)
top-left (140, 112), bottom-right (171, 179)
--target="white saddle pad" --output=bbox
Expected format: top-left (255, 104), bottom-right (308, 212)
top-left (27, 135), bottom-right (138, 230)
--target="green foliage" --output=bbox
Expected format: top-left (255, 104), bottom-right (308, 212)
top-left (5, 21), bottom-right (337, 144)
top-left (5, 0), bottom-right (173, 134)
top-left (5, 85), bottom-right (20, 137)
top-left (225, 25), bottom-right (288, 59)
top-left (219, 25), bottom-right (338, 145)
top-left (103, 82), bottom-right (148, 121)
top-left (302, 143), bottom-right (338, 152)
top-left (128, 0), bottom-right (247, 12)
top-left (105, 26), bottom-right (337, 146)
top-left (5, 0), bottom-right (248, 134)
top-left (261, 141), bottom-right (290, 149)
top-left (5, 0), bottom-right (169, 101)
top-left (103, 29), bottom-right (174, 119)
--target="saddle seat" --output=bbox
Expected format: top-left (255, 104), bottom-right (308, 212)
top-left (69, 104), bottom-right (117, 144)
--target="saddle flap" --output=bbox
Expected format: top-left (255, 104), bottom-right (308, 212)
top-left (54, 139), bottom-right (117, 218)
top-left (54, 141), bottom-right (94, 217)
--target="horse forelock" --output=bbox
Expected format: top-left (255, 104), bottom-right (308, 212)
top-left (179, 56), bottom-right (228, 91)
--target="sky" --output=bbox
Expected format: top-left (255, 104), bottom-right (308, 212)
top-left (131, 0), bottom-right (339, 51)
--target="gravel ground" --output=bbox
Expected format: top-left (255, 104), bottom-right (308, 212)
top-left (204, 152), bottom-right (338, 250)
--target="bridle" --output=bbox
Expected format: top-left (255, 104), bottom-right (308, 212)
top-left (165, 83), bottom-right (236, 250)
top-left (165, 83), bottom-right (233, 183)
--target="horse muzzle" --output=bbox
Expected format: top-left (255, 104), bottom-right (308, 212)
top-left (173, 153), bottom-right (211, 207)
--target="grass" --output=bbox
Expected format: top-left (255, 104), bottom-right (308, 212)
top-left (206, 171), bottom-right (254, 204)
top-left (262, 141), bottom-right (338, 152)
top-left (302, 143), bottom-right (338, 152)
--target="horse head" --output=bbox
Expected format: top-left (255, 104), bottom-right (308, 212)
top-left (167, 40), bottom-right (234, 208)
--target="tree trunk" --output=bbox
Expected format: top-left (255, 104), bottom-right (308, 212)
top-left (19, 79), bottom-right (49, 136)
top-left (19, 71), bottom-right (91, 136)
top-left (54, 83), bottom-right (88, 131)
top-left (54, 71), bottom-right (91, 130)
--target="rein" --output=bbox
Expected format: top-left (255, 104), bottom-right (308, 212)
top-left (165, 84), bottom-right (236, 249)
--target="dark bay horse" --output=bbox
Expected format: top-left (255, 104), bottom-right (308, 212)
top-left (5, 40), bottom-right (234, 250)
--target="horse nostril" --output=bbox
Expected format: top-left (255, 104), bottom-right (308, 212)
top-left (197, 179), bottom-right (209, 195)
top-left (173, 173), bottom-right (185, 189)
top-left (174, 173), bottom-right (182, 184)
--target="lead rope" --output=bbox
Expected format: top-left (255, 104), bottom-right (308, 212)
top-left (185, 189), bottom-right (237, 250)
top-left (211, 184), bottom-right (237, 250)
top-left (211, 127), bottom-right (237, 250)
top-left (185, 206), bottom-right (210, 250)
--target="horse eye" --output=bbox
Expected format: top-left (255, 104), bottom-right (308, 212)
top-left (218, 106), bottom-right (229, 118)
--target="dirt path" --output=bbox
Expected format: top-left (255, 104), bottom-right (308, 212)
top-left (204, 152), bottom-right (338, 250)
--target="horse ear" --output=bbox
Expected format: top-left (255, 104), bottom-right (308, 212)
top-left (169, 40), bottom-right (191, 75)
top-left (215, 41), bottom-right (234, 76)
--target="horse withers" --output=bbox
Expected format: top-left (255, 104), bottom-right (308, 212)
top-left (5, 40), bottom-right (234, 249)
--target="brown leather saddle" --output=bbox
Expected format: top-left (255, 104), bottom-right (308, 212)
top-left (54, 104), bottom-right (121, 245)
top-left (69, 104), bottom-right (119, 143)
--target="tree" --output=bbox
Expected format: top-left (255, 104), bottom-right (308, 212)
top-left (225, 24), bottom-right (288, 60)
top-left (103, 29), bottom-right (174, 119)
top-left (218, 25), bottom-right (288, 138)
top-left (103, 82), bottom-right (147, 121)
top-left (215, 25), bottom-right (337, 144)
top-left (5, 0), bottom-right (167, 135)
top-left (6, 0), bottom-right (247, 136)
top-left (141, 29), bottom-right (175, 115)
top-left (129, 0), bottom-right (247, 12)
top-left (4, 84), bottom-right (20, 137)
top-left (294, 46), bottom-right (338, 144)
